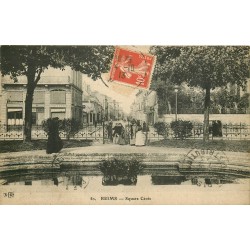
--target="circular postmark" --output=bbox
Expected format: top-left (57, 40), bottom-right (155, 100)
top-left (180, 149), bottom-right (229, 186)
top-left (181, 148), bottom-right (229, 170)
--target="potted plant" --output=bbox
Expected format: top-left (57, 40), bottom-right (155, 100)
top-left (99, 158), bottom-right (144, 186)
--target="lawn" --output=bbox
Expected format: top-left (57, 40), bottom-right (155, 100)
top-left (0, 140), bottom-right (93, 153)
top-left (148, 139), bottom-right (250, 153)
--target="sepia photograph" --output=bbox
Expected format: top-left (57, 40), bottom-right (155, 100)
top-left (0, 45), bottom-right (249, 204)
top-left (1, 1), bottom-right (249, 250)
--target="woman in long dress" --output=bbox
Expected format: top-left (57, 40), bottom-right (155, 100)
top-left (119, 125), bottom-right (126, 145)
top-left (112, 123), bottom-right (122, 144)
top-left (135, 126), bottom-right (146, 146)
top-left (130, 122), bottom-right (137, 145)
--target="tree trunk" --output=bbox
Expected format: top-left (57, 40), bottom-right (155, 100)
top-left (203, 84), bottom-right (211, 142)
top-left (23, 86), bottom-right (34, 141)
top-left (23, 67), bottom-right (36, 142)
top-left (23, 63), bottom-right (42, 142)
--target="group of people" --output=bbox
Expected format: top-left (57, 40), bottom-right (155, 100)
top-left (109, 120), bottom-right (148, 146)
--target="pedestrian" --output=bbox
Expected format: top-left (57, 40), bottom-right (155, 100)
top-left (130, 120), bottom-right (137, 145)
top-left (107, 120), bottom-right (113, 142)
top-left (142, 121), bottom-right (147, 132)
top-left (119, 125), bottom-right (126, 145)
top-left (135, 125), bottom-right (146, 146)
top-left (46, 117), bottom-right (63, 154)
top-left (124, 124), bottom-right (130, 145)
top-left (112, 123), bottom-right (122, 144)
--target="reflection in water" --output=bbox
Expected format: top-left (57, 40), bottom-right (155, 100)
top-left (53, 178), bottom-right (59, 186)
top-left (151, 176), bottom-right (186, 185)
top-left (0, 168), bottom-right (91, 189)
top-left (151, 175), bottom-right (238, 186)
top-left (102, 175), bottom-right (137, 186)
top-left (0, 166), bottom-right (249, 187)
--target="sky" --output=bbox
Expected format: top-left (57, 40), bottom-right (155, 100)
top-left (83, 46), bottom-right (151, 114)
top-left (83, 74), bottom-right (138, 114)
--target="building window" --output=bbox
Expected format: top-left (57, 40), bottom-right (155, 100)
top-left (7, 92), bottom-right (23, 102)
top-left (33, 91), bottom-right (45, 104)
top-left (32, 108), bottom-right (45, 125)
top-left (50, 90), bottom-right (66, 104)
top-left (51, 108), bottom-right (66, 120)
top-left (32, 112), bottom-right (37, 125)
top-left (82, 112), bottom-right (88, 124)
top-left (7, 108), bottom-right (23, 125)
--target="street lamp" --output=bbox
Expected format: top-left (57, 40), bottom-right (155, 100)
top-left (174, 86), bottom-right (179, 121)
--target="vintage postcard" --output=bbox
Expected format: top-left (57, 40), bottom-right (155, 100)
top-left (0, 45), bottom-right (249, 205)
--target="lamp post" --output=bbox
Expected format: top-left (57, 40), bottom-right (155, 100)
top-left (102, 115), bottom-right (105, 144)
top-left (174, 86), bottom-right (179, 121)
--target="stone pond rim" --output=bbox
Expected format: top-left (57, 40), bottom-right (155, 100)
top-left (0, 152), bottom-right (249, 179)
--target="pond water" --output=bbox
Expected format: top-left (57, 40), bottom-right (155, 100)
top-left (0, 167), bottom-right (249, 188)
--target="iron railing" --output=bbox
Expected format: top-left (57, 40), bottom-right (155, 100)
top-left (0, 122), bottom-right (250, 141)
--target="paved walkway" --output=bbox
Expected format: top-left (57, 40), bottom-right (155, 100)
top-left (0, 144), bottom-right (188, 158)
top-left (63, 144), bottom-right (189, 154)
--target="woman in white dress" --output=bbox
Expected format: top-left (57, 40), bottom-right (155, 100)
top-left (135, 126), bottom-right (146, 146)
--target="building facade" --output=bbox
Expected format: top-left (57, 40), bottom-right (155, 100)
top-left (82, 80), bottom-right (123, 124)
top-left (82, 89), bottom-right (104, 125)
top-left (1, 67), bottom-right (82, 126)
top-left (130, 90), bottom-right (158, 125)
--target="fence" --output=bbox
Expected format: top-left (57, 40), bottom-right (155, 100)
top-left (176, 107), bottom-right (248, 114)
top-left (0, 124), bottom-right (108, 142)
top-left (159, 123), bottom-right (250, 140)
top-left (0, 122), bottom-right (250, 141)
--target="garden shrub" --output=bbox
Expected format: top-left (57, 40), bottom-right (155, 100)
top-left (42, 118), bottom-right (82, 140)
top-left (170, 120), bottom-right (193, 139)
top-left (153, 122), bottom-right (169, 138)
top-left (59, 118), bottom-right (83, 140)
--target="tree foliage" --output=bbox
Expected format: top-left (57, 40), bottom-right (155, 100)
top-left (152, 80), bottom-right (205, 114)
top-left (211, 85), bottom-right (249, 113)
top-left (1, 46), bottom-right (114, 141)
top-left (1, 46), bottom-right (114, 82)
top-left (150, 46), bottom-right (250, 140)
top-left (151, 46), bottom-right (249, 90)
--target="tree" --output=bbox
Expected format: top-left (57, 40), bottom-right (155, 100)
top-left (151, 80), bottom-right (174, 115)
top-left (211, 85), bottom-right (250, 114)
top-left (1, 46), bottom-right (114, 141)
top-left (238, 93), bottom-right (250, 113)
top-left (150, 46), bottom-right (249, 141)
top-left (151, 80), bottom-right (205, 115)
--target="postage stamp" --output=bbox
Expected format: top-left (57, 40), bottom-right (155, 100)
top-left (109, 47), bottom-right (156, 89)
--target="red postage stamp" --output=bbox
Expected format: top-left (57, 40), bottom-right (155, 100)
top-left (109, 47), bottom-right (156, 89)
